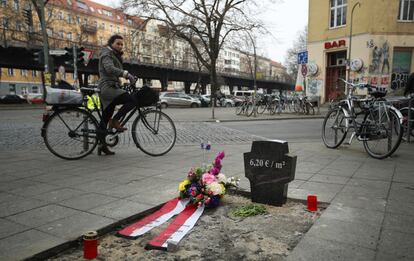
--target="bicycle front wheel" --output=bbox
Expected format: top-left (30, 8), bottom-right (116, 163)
top-left (363, 108), bottom-right (403, 159)
top-left (42, 108), bottom-right (99, 160)
top-left (246, 102), bottom-right (254, 117)
top-left (306, 103), bottom-right (315, 115)
top-left (235, 104), bottom-right (243, 115)
top-left (322, 107), bottom-right (347, 148)
top-left (257, 103), bottom-right (266, 114)
top-left (131, 110), bottom-right (176, 156)
top-left (400, 107), bottom-right (414, 139)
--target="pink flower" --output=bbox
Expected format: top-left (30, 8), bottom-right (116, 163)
top-left (202, 173), bottom-right (216, 184)
top-left (191, 190), bottom-right (197, 196)
top-left (196, 194), bottom-right (204, 200)
top-left (205, 197), bottom-right (211, 205)
top-left (217, 151), bottom-right (225, 160)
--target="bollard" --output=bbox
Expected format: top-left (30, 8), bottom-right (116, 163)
top-left (83, 231), bottom-right (98, 259)
top-left (307, 195), bottom-right (318, 212)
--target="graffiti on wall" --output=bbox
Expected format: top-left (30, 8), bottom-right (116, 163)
top-left (307, 79), bottom-right (323, 96)
top-left (368, 41), bottom-right (390, 74)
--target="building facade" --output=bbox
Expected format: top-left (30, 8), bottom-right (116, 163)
top-left (307, 0), bottom-right (414, 102)
top-left (0, 0), bottom-right (288, 97)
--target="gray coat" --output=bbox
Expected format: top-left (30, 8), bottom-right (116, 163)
top-left (97, 47), bottom-right (127, 109)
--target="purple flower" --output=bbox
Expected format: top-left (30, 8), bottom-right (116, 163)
top-left (217, 151), bottom-right (225, 160)
top-left (214, 158), bottom-right (221, 167)
top-left (205, 195), bottom-right (220, 208)
top-left (210, 167), bottom-right (220, 176)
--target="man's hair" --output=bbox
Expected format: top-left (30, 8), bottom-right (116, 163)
top-left (107, 34), bottom-right (123, 46)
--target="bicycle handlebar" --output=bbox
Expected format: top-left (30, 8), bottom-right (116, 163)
top-left (338, 79), bottom-right (379, 91)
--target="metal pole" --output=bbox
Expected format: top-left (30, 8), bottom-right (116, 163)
top-left (347, 2), bottom-right (361, 83)
top-left (73, 45), bottom-right (78, 89)
top-left (248, 32), bottom-right (258, 117)
top-left (38, 0), bottom-right (50, 73)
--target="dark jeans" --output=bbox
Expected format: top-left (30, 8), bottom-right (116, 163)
top-left (102, 93), bottom-right (136, 128)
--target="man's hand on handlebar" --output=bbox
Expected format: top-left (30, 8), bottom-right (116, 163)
top-left (127, 74), bottom-right (137, 85)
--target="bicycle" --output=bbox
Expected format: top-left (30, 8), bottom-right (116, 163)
top-left (41, 84), bottom-right (176, 160)
top-left (322, 79), bottom-right (403, 159)
top-left (235, 95), bottom-right (254, 116)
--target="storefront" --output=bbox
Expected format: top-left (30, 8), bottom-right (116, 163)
top-left (307, 34), bottom-right (414, 103)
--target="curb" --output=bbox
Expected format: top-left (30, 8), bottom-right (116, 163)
top-left (203, 115), bottom-right (325, 123)
top-left (25, 189), bottom-right (329, 260)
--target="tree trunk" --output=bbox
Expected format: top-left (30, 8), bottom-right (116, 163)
top-left (210, 60), bottom-right (218, 119)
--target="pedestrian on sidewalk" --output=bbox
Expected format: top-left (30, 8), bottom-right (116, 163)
top-left (97, 34), bottom-right (136, 155)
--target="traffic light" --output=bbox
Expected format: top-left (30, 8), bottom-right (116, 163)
top-left (64, 47), bottom-right (74, 66)
top-left (76, 46), bottom-right (85, 64)
top-left (63, 46), bottom-right (85, 66)
top-left (32, 50), bottom-right (44, 64)
top-left (22, 9), bottom-right (33, 27)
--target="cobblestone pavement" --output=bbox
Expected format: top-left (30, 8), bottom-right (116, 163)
top-left (0, 120), bottom-right (259, 151)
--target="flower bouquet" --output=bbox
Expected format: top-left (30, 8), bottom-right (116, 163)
top-left (178, 151), bottom-right (238, 208)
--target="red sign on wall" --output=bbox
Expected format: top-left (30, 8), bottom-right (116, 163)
top-left (325, 40), bottom-right (346, 49)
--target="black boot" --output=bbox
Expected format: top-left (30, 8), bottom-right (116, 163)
top-left (97, 144), bottom-right (115, 156)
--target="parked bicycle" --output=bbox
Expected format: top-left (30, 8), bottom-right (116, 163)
top-left (235, 95), bottom-right (254, 116)
top-left (41, 84), bottom-right (176, 160)
top-left (322, 79), bottom-right (403, 159)
top-left (293, 95), bottom-right (315, 115)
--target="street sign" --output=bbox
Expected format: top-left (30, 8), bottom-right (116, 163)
top-left (298, 51), bottom-right (308, 64)
top-left (82, 49), bottom-right (94, 66)
top-left (301, 64), bottom-right (308, 77)
top-left (49, 49), bottom-right (68, 56)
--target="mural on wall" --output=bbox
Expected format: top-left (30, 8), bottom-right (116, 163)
top-left (307, 79), bottom-right (323, 96)
top-left (349, 39), bottom-right (392, 90)
top-left (369, 41), bottom-right (390, 75)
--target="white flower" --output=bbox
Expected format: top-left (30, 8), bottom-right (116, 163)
top-left (207, 182), bottom-right (224, 195)
top-left (217, 173), bottom-right (227, 183)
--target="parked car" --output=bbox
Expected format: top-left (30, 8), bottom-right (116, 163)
top-left (226, 95), bottom-right (243, 106)
top-left (0, 94), bottom-right (27, 104)
top-left (28, 94), bottom-right (44, 104)
top-left (188, 94), bottom-right (209, 107)
top-left (159, 92), bottom-right (201, 108)
top-left (201, 94), bottom-right (235, 107)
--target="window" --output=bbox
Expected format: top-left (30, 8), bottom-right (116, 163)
top-left (9, 84), bottom-right (16, 94)
top-left (399, 0), bottom-right (414, 21)
top-left (100, 22), bottom-right (105, 29)
top-left (13, 0), bottom-right (18, 10)
top-left (97, 9), bottom-right (102, 14)
top-left (32, 70), bottom-right (37, 77)
top-left (47, 28), bottom-right (53, 36)
top-left (330, 0), bottom-right (347, 28)
top-left (67, 14), bottom-right (72, 24)
top-left (58, 30), bottom-right (64, 38)
top-left (76, 16), bottom-right (80, 24)
top-left (67, 32), bottom-right (72, 40)
top-left (32, 86), bottom-right (39, 93)
top-left (90, 6), bottom-right (94, 12)
top-left (110, 24), bottom-right (113, 32)
top-left (2, 18), bottom-right (9, 29)
top-left (76, 1), bottom-right (87, 9)
top-left (15, 21), bottom-right (22, 31)
top-left (21, 69), bottom-right (28, 77)
top-left (8, 68), bottom-right (14, 76)
top-left (1, 0), bottom-right (6, 7)
top-left (57, 11), bottom-right (63, 20)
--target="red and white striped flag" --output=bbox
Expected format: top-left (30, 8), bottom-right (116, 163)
top-left (145, 203), bottom-right (205, 251)
top-left (118, 198), bottom-right (189, 239)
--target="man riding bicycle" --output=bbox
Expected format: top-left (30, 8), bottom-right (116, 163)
top-left (97, 34), bottom-right (137, 155)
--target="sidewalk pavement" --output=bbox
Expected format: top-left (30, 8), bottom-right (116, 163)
top-left (1, 138), bottom-right (413, 260)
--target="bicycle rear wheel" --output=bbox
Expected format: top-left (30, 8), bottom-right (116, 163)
top-left (246, 102), bottom-right (254, 117)
top-left (306, 103), bottom-right (315, 115)
top-left (322, 107), bottom-right (347, 148)
top-left (363, 108), bottom-right (403, 159)
top-left (235, 104), bottom-right (243, 115)
top-left (257, 103), bottom-right (266, 114)
top-left (131, 109), bottom-right (176, 156)
top-left (400, 107), bottom-right (414, 140)
top-left (42, 108), bottom-right (99, 160)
